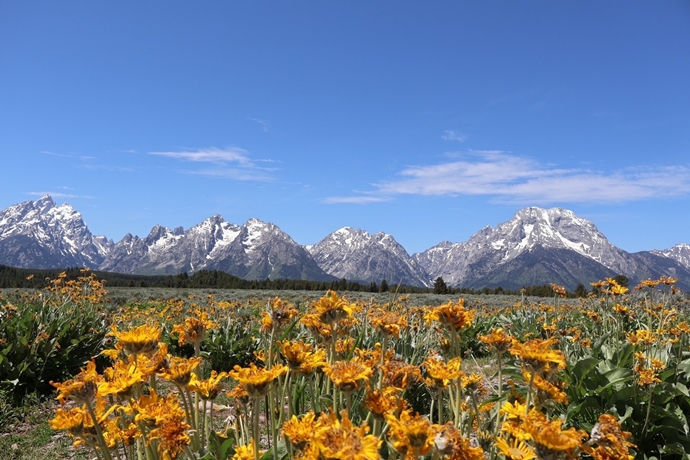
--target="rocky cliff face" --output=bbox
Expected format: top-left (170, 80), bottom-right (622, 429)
top-left (308, 227), bottom-right (430, 286)
top-left (1, 197), bottom-right (688, 289)
top-left (0, 195), bottom-right (112, 269)
top-left (413, 207), bottom-right (690, 290)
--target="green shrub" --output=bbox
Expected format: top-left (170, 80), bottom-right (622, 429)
top-left (0, 273), bottom-right (109, 399)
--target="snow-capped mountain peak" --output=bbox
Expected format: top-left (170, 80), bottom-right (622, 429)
top-left (414, 206), bottom-right (633, 287)
top-left (652, 244), bottom-right (690, 270)
top-left (1, 197), bottom-right (688, 289)
top-left (0, 195), bottom-right (112, 269)
top-left (487, 207), bottom-right (616, 264)
top-left (308, 226), bottom-right (430, 286)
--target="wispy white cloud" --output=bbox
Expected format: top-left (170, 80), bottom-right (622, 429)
top-left (149, 147), bottom-right (253, 165)
top-left (80, 164), bottom-right (135, 172)
top-left (247, 117), bottom-right (270, 132)
top-left (441, 130), bottom-right (466, 142)
top-left (107, 149), bottom-right (138, 154)
top-left (322, 195), bottom-right (391, 204)
top-left (186, 168), bottom-right (274, 182)
top-left (326, 152), bottom-right (690, 205)
top-left (41, 151), bottom-right (96, 161)
top-left (27, 191), bottom-right (92, 199)
top-left (149, 147), bottom-right (275, 181)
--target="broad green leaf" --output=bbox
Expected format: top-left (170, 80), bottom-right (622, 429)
top-left (571, 357), bottom-right (600, 382)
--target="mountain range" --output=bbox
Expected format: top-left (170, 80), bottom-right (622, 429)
top-left (1, 195), bottom-right (688, 290)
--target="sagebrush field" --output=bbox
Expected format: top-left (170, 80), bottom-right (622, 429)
top-left (2, 271), bottom-right (690, 460)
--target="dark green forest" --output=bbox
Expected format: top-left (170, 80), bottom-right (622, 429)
top-left (0, 264), bottom-right (584, 297)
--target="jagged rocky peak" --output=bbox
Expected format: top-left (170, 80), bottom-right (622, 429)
top-left (0, 194), bottom-right (112, 269)
top-left (309, 226), bottom-right (430, 286)
top-left (244, 218), bottom-right (285, 241)
top-left (653, 244), bottom-right (690, 269)
top-left (187, 215), bottom-right (240, 240)
top-left (481, 206), bottom-right (617, 261)
top-left (323, 227), bottom-right (372, 246)
top-left (415, 206), bottom-right (639, 289)
top-left (146, 224), bottom-right (172, 240)
top-left (35, 194), bottom-right (56, 213)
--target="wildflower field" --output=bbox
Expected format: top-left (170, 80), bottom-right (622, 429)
top-left (2, 272), bottom-right (690, 460)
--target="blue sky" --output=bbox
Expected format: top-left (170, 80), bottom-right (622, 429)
top-left (1, 1), bottom-right (689, 254)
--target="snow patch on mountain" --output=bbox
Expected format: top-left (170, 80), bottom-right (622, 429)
top-left (414, 207), bottom-right (634, 286)
top-left (0, 195), bottom-right (113, 269)
top-left (652, 244), bottom-right (690, 269)
top-left (309, 227), bottom-right (430, 286)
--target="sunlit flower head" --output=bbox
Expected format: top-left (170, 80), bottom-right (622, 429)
top-left (494, 437), bottom-right (536, 460)
top-left (262, 297), bottom-right (299, 333)
top-left (133, 389), bottom-right (186, 428)
top-left (51, 360), bottom-right (102, 405)
top-left (604, 278), bottom-right (629, 296)
top-left (308, 409), bottom-right (380, 460)
top-left (478, 328), bottom-right (513, 354)
top-left (172, 310), bottom-right (218, 347)
top-left (522, 371), bottom-right (568, 406)
top-left (226, 384), bottom-right (251, 408)
top-left (364, 387), bottom-right (407, 420)
top-left (301, 312), bottom-right (334, 341)
top-left (626, 329), bottom-right (657, 346)
top-left (109, 324), bottom-right (161, 356)
top-left (51, 396), bottom-right (119, 449)
top-left (635, 278), bottom-right (662, 290)
top-left (229, 362), bottom-right (288, 398)
top-left (550, 283), bottom-right (567, 298)
top-left (313, 290), bottom-right (355, 325)
top-left (99, 360), bottom-right (146, 400)
top-left (583, 413), bottom-right (635, 456)
top-left (509, 337), bottom-right (566, 374)
top-left (233, 439), bottom-right (263, 460)
top-left (158, 356), bottom-right (202, 387)
top-left (636, 367), bottom-right (661, 386)
top-left (381, 359), bottom-right (421, 390)
top-left (148, 417), bottom-right (191, 459)
top-left (281, 411), bottom-right (319, 450)
top-left (323, 360), bottom-right (374, 393)
top-left (385, 409), bottom-right (438, 458)
top-left (523, 415), bottom-right (586, 458)
top-left (424, 299), bottom-right (475, 332)
top-left (423, 356), bottom-right (464, 389)
top-left (50, 406), bottom-right (86, 437)
top-left (369, 308), bottom-right (408, 338)
top-left (189, 370), bottom-right (228, 400)
top-left (460, 373), bottom-right (485, 395)
top-left (434, 422), bottom-right (485, 460)
top-left (612, 303), bottom-right (632, 316)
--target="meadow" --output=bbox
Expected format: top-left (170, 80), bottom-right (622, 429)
top-left (1, 271), bottom-right (689, 460)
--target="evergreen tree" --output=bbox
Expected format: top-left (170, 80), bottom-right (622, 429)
top-left (574, 283), bottom-right (588, 298)
top-left (613, 274), bottom-right (630, 288)
top-left (433, 277), bottom-right (448, 294)
top-left (380, 279), bottom-right (388, 292)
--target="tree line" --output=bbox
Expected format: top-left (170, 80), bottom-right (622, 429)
top-left (0, 264), bottom-right (611, 298)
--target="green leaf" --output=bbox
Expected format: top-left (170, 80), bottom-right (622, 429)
top-left (595, 368), bottom-right (633, 394)
top-left (259, 441), bottom-right (287, 460)
top-left (618, 404), bottom-right (634, 424)
top-left (678, 358), bottom-right (690, 377)
top-left (674, 382), bottom-right (689, 397)
top-left (571, 357), bottom-right (600, 382)
top-left (207, 429), bottom-right (236, 460)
